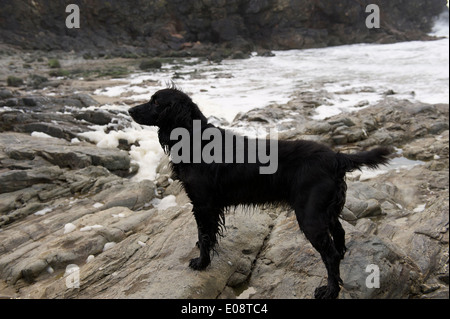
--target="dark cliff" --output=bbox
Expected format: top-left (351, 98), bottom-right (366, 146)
top-left (0, 0), bottom-right (446, 56)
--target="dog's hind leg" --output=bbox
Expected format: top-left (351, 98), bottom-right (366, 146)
top-left (295, 185), bottom-right (342, 299)
top-left (330, 217), bottom-right (346, 260)
top-left (329, 177), bottom-right (347, 260)
top-left (189, 206), bottom-right (222, 271)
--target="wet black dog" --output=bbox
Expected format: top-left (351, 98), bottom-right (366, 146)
top-left (128, 87), bottom-right (391, 299)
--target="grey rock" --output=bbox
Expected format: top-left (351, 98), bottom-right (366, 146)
top-left (0, 132), bottom-right (130, 174)
top-left (139, 59), bottom-right (162, 70)
top-left (0, 166), bottom-right (64, 194)
top-left (0, 88), bottom-right (13, 99)
top-left (345, 197), bottom-right (381, 218)
top-left (27, 74), bottom-right (49, 89)
top-left (331, 135), bottom-right (347, 145)
top-left (247, 214), bottom-right (420, 299)
top-left (74, 110), bottom-right (113, 125)
top-left (70, 93), bottom-right (100, 108)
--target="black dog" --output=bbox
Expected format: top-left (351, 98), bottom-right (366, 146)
top-left (128, 87), bottom-right (391, 299)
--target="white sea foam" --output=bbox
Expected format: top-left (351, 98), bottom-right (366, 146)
top-left (64, 223), bottom-right (77, 234)
top-left (31, 131), bottom-right (56, 139)
top-left (151, 195), bottom-right (178, 211)
top-left (34, 207), bottom-right (53, 216)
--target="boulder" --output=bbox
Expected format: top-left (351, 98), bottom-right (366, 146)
top-left (0, 132), bottom-right (130, 174)
top-left (247, 214), bottom-right (421, 299)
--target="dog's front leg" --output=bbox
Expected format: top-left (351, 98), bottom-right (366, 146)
top-left (189, 207), bottom-right (220, 271)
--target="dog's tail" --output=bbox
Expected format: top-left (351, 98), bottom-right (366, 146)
top-left (337, 147), bottom-right (392, 172)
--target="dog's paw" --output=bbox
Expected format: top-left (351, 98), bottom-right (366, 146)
top-left (314, 285), bottom-right (339, 299)
top-left (189, 257), bottom-right (208, 271)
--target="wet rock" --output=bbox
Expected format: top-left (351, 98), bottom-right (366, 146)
top-left (0, 201), bottom-right (274, 298)
top-left (230, 51), bottom-right (251, 60)
top-left (0, 132), bottom-right (130, 174)
top-left (0, 166), bottom-right (64, 194)
top-left (256, 50), bottom-right (275, 57)
top-left (331, 135), bottom-right (348, 145)
top-left (4, 98), bottom-right (18, 106)
top-left (0, 92), bottom-right (110, 141)
top-left (0, 88), bottom-right (13, 99)
top-left (207, 51), bottom-right (225, 63)
top-left (70, 93), bottom-right (100, 108)
top-left (346, 197), bottom-right (382, 218)
top-left (74, 110), bottom-right (113, 125)
top-left (6, 76), bottom-right (23, 87)
top-left (27, 74), bottom-right (49, 89)
top-left (233, 107), bottom-right (286, 124)
top-left (247, 214), bottom-right (420, 299)
top-left (139, 59), bottom-right (162, 70)
top-left (402, 133), bottom-right (449, 161)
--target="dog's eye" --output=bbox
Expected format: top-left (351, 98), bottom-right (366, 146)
top-left (154, 99), bottom-right (159, 106)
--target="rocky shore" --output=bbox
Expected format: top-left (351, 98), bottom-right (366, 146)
top-left (0, 48), bottom-right (448, 299)
top-left (0, 0), bottom-right (446, 58)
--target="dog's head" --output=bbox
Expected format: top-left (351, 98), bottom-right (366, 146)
top-left (128, 88), bottom-right (206, 129)
top-left (129, 88), bottom-right (208, 151)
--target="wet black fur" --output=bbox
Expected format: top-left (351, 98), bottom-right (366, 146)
top-left (128, 87), bottom-right (391, 299)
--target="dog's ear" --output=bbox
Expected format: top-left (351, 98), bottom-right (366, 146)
top-left (158, 129), bottom-right (171, 154)
top-left (156, 91), bottom-right (208, 152)
top-left (157, 96), bottom-right (194, 153)
top-left (157, 96), bottom-right (193, 129)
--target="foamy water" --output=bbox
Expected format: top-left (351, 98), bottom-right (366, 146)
top-left (87, 13), bottom-right (449, 181)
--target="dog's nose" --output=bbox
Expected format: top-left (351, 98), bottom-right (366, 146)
top-left (128, 107), bottom-right (136, 116)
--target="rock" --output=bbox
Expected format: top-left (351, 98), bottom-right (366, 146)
top-left (70, 93), bottom-right (100, 108)
top-left (233, 107), bottom-right (286, 124)
top-left (247, 213), bottom-right (420, 299)
top-left (0, 88), bottom-right (13, 99)
top-left (18, 95), bottom-right (83, 109)
top-left (4, 98), bottom-right (18, 106)
top-left (91, 180), bottom-right (156, 211)
top-left (230, 51), bottom-right (250, 60)
top-left (328, 117), bottom-right (356, 127)
top-left (402, 134), bottom-right (449, 161)
top-left (207, 51), bottom-right (225, 63)
top-left (257, 50), bottom-right (275, 57)
top-left (6, 76), bottom-right (23, 87)
top-left (74, 110), bottom-right (113, 125)
top-left (0, 92), bottom-right (113, 141)
top-left (331, 135), bottom-right (348, 145)
top-left (27, 74), bottom-right (49, 89)
top-left (2, 204), bottom-right (274, 299)
top-left (139, 59), bottom-right (162, 70)
top-left (0, 166), bottom-right (64, 194)
top-left (0, 132), bottom-right (130, 174)
top-left (428, 121), bottom-right (449, 135)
